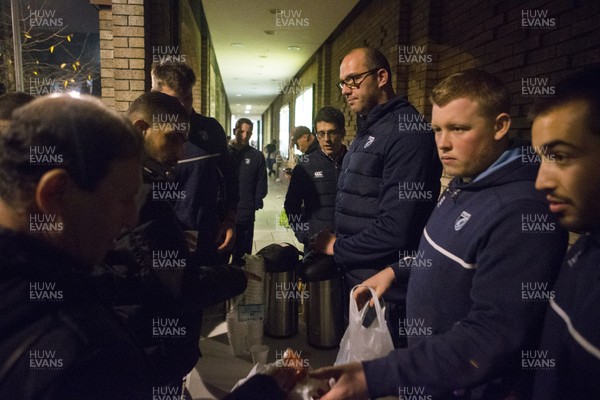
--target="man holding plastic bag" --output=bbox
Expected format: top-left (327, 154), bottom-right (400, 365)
top-left (311, 70), bottom-right (568, 399)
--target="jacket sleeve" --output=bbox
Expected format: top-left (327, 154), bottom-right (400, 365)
top-left (255, 153), bottom-right (268, 210)
top-left (190, 261), bottom-right (247, 307)
top-left (284, 165), bottom-right (310, 244)
top-left (334, 132), bottom-right (441, 266)
top-left (362, 201), bottom-right (568, 398)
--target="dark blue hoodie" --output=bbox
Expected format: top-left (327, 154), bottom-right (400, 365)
top-left (364, 144), bottom-right (568, 399)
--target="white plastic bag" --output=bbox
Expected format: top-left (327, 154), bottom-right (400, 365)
top-left (334, 285), bottom-right (395, 365)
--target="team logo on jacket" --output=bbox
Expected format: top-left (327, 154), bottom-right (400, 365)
top-left (364, 136), bottom-right (375, 148)
top-left (454, 211), bottom-right (471, 231)
top-left (314, 171), bottom-right (323, 178)
top-left (245, 158), bottom-right (250, 165)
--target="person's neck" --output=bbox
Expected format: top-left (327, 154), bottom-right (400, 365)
top-left (233, 140), bottom-right (248, 151)
top-left (361, 89), bottom-right (396, 117)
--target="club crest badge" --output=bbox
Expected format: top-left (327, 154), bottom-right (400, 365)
top-left (364, 136), bottom-right (375, 148)
top-left (454, 211), bottom-right (472, 231)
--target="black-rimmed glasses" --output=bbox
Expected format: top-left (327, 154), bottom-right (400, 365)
top-left (337, 68), bottom-right (380, 89)
top-left (316, 130), bottom-right (339, 139)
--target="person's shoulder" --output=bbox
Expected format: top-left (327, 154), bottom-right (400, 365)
top-left (191, 111), bottom-right (225, 132)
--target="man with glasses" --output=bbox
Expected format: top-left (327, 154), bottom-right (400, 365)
top-left (312, 48), bottom-right (441, 343)
top-left (285, 106), bottom-right (347, 250)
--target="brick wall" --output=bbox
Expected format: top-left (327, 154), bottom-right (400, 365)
top-left (98, 0), bottom-right (145, 112)
top-left (263, 0), bottom-right (599, 146)
top-left (98, 0), bottom-right (228, 126)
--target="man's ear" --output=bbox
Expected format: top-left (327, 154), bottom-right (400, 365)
top-left (133, 119), bottom-right (150, 136)
top-left (494, 113), bottom-right (511, 141)
top-left (377, 68), bottom-right (389, 88)
top-left (35, 169), bottom-right (72, 215)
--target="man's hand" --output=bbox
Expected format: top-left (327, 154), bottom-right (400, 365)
top-left (309, 362), bottom-right (368, 400)
top-left (354, 267), bottom-right (395, 309)
top-left (310, 230), bottom-right (336, 255)
top-left (216, 219), bottom-right (236, 252)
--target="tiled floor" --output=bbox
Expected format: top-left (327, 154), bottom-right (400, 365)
top-left (188, 174), bottom-right (339, 399)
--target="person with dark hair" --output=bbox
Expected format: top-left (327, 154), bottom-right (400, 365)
top-left (285, 106), bottom-right (347, 250)
top-left (530, 66), bottom-right (600, 400)
top-left (229, 118), bottom-right (267, 265)
top-left (152, 61), bottom-right (238, 265)
top-left (0, 94), bottom-right (149, 399)
top-left (264, 138), bottom-right (278, 178)
top-left (101, 91), bottom-right (247, 391)
top-left (291, 125), bottom-right (318, 155)
top-left (311, 69), bottom-right (568, 400)
top-left (0, 92), bottom-right (35, 120)
top-left (311, 47), bottom-right (442, 344)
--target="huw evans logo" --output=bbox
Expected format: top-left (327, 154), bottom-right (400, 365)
top-left (521, 10), bottom-right (556, 29)
top-left (275, 281), bottom-right (308, 301)
top-left (276, 77), bottom-right (303, 95)
top-left (522, 350), bottom-right (556, 369)
top-left (152, 250), bottom-right (187, 269)
top-left (398, 45), bottom-right (433, 64)
top-left (399, 318), bottom-right (433, 338)
top-left (29, 350), bottom-right (63, 370)
top-left (398, 250), bottom-right (432, 269)
top-left (399, 386), bottom-right (432, 400)
top-left (152, 113), bottom-right (190, 133)
top-left (28, 9), bottom-right (64, 30)
top-left (30, 146), bottom-right (64, 165)
top-left (29, 78), bottom-right (64, 95)
top-left (275, 349), bottom-right (310, 369)
top-left (29, 281), bottom-right (63, 302)
top-left (398, 182), bottom-right (434, 201)
top-left (521, 77), bottom-right (555, 97)
top-left (274, 9), bottom-right (309, 29)
top-left (152, 46), bottom-right (187, 63)
top-left (29, 214), bottom-right (63, 234)
top-left (152, 318), bottom-right (187, 338)
top-left (286, 214), bottom-right (309, 233)
top-left (152, 181), bottom-right (187, 201)
top-left (398, 114), bottom-right (432, 132)
top-left (521, 213), bottom-right (556, 233)
top-left (521, 282), bottom-right (555, 301)
top-left (521, 145), bottom-right (556, 165)
top-left (152, 386), bottom-right (185, 400)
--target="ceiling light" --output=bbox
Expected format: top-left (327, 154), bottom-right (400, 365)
top-left (230, 43), bottom-right (244, 47)
top-left (245, 105), bottom-right (252, 110)
top-left (288, 46), bottom-right (301, 51)
top-left (264, 30), bottom-right (275, 35)
top-left (259, 55), bottom-right (267, 58)
top-left (236, 94), bottom-right (242, 97)
top-left (269, 9), bottom-right (281, 14)
top-left (244, 111), bottom-right (250, 114)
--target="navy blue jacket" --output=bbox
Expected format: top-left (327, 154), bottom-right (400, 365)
top-left (285, 147), bottom-right (346, 245)
top-left (229, 145), bottom-right (268, 223)
top-left (364, 146), bottom-right (568, 399)
top-left (173, 111), bottom-right (238, 258)
top-left (334, 96), bottom-right (441, 274)
top-left (533, 229), bottom-right (600, 400)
